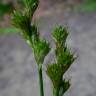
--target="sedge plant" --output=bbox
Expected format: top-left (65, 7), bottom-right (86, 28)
top-left (11, 0), bottom-right (76, 96)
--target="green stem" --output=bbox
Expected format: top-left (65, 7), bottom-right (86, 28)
top-left (53, 87), bottom-right (59, 96)
top-left (29, 37), bottom-right (44, 96)
top-left (38, 66), bottom-right (44, 96)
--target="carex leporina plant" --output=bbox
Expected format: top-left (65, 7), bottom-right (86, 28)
top-left (11, 0), bottom-right (76, 96)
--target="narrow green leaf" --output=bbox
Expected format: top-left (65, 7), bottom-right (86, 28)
top-left (0, 27), bottom-right (20, 34)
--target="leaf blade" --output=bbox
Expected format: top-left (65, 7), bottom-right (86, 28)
top-left (0, 27), bottom-right (20, 34)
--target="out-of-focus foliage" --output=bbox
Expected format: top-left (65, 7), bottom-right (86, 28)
top-left (0, 28), bottom-right (19, 34)
top-left (0, 0), bottom-right (22, 34)
top-left (75, 0), bottom-right (96, 12)
top-left (0, 3), bottom-right (14, 17)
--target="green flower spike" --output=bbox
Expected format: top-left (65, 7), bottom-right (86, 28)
top-left (23, 0), bottom-right (39, 20)
top-left (56, 47), bottom-right (75, 67)
top-left (46, 64), bottom-right (65, 89)
top-left (52, 26), bottom-right (69, 47)
top-left (11, 0), bottom-right (76, 95)
top-left (33, 39), bottom-right (50, 65)
top-left (46, 63), bottom-right (71, 96)
top-left (46, 26), bottom-right (75, 96)
top-left (12, 0), bottom-right (39, 39)
top-left (11, 0), bottom-right (50, 96)
top-left (12, 11), bottom-right (31, 39)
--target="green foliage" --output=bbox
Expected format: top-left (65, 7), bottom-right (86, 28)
top-left (0, 28), bottom-right (19, 34)
top-left (75, 0), bottom-right (96, 12)
top-left (0, 3), bottom-right (13, 17)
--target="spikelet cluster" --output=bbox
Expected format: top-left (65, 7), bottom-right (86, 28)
top-left (46, 26), bottom-right (75, 96)
top-left (12, 0), bottom-right (50, 65)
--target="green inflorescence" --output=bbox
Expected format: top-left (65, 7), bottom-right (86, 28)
top-left (11, 0), bottom-right (76, 96)
top-left (12, 0), bottom-right (51, 67)
top-left (46, 26), bottom-right (75, 96)
top-left (52, 26), bottom-right (69, 46)
top-left (33, 39), bottom-right (50, 65)
top-left (23, 0), bottom-right (39, 19)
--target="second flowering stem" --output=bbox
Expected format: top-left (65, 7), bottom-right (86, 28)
top-left (38, 65), bottom-right (44, 96)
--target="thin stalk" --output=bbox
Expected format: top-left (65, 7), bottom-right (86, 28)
top-left (53, 87), bottom-right (59, 96)
top-left (29, 36), bottom-right (44, 96)
top-left (38, 66), bottom-right (44, 96)
top-left (29, 37), bottom-right (44, 96)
